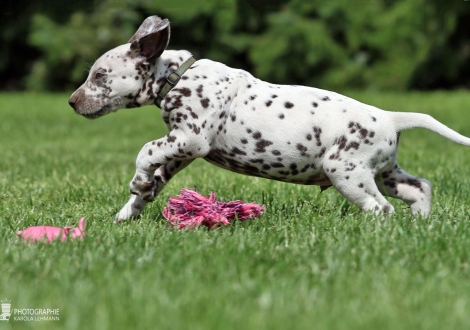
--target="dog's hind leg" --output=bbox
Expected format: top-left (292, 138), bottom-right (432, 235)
top-left (115, 159), bottom-right (194, 222)
top-left (325, 162), bottom-right (395, 214)
top-left (375, 165), bottom-right (432, 217)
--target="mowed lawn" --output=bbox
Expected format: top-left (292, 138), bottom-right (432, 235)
top-left (1, 91), bottom-right (470, 329)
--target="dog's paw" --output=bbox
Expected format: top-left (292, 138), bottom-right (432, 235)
top-left (114, 208), bottom-right (140, 223)
top-left (114, 195), bottom-right (147, 223)
top-left (114, 208), bottom-right (139, 223)
top-left (129, 173), bottom-right (158, 202)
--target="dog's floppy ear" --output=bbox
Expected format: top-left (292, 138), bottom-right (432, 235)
top-left (128, 16), bottom-right (171, 60)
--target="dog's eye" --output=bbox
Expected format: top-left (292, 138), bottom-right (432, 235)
top-left (95, 72), bottom-right (105, 79)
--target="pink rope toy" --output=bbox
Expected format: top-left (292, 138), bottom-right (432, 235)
top-left (163, 189), bottom-right (265, 229)
top-left (17, 218), bottom-right (86, 243)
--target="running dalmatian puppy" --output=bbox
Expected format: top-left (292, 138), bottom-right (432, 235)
top-left (68, 16), bottom-right (470, 222)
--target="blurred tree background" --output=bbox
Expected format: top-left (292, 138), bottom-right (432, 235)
top-left (1, 0), bottom-right (470, 92)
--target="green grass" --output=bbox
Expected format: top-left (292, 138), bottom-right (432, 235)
top-left (1, 91), bottom-right (470, 329)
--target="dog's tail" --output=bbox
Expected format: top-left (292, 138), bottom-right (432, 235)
top-left (390, 112), bottom-right (470, 146)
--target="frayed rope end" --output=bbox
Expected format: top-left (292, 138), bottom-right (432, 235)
top-left (162, 189), bottom-right (264, 229)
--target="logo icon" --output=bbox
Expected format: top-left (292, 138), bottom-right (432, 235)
top-left (0, 299), bottom-right (11, 322)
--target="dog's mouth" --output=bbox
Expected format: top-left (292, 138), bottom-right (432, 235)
top-left (81, 105), bottom-right (112, 119)
top-left (80, 99), bottom-right (123, 119)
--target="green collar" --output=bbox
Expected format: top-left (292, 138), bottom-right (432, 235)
top-left (154, 57), bottom-right (196, 109)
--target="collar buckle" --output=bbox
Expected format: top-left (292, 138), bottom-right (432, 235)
top-left (154, 57), bottom-right (196, 109)
top-left (167, 71), bottom-right (181, 86)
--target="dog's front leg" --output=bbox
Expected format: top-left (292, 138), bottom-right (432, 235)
top-left (115, 131), bottom-right (207, 222)
top-left (130, 137), bottom-right (195, 201)
top-left (115, 194), bottom-right (147, 222)
top-left (115, 159), bottom-right (194, 222)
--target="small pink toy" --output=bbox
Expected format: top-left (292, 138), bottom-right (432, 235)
top-left (163, 189), bottom-right (264, 229)
top-left (17, 218), bottom-right (86, 243)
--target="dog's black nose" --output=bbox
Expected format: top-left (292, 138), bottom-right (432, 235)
top-left (68, 97), bottom-right (76, 109)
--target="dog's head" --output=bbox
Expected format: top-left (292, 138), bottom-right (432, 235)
top-left (68, 16), bottom-right (170, 119)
